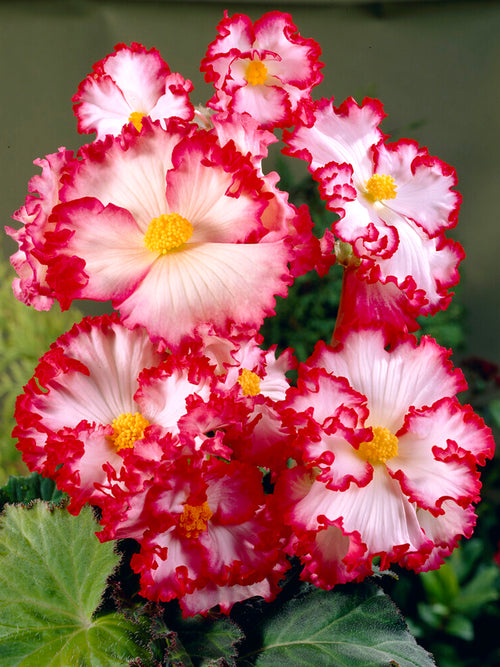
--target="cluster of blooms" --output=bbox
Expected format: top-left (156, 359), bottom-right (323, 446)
top-left (7, 10), bottom-right (494, 616)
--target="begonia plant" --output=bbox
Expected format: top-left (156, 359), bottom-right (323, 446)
top-left (2, 8), bottom-right (495, 665)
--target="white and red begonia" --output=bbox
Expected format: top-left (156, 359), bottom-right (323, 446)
top-left (6, 148), bottom-right (76, 310)
top-left (73, 42), bottom-right (194, 139)
top-left (14, 117), bottom-right (307, 349)
top-left (201, 10), bottom-right (323, 129)
top-left (122, 446), bottom-right (290, 615)
top-left (275, 328), bottom-right (494, 588)
top-left (284, 97), bottom-right (464, 333)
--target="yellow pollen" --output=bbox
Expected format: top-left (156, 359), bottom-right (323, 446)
top-left (358, 426), bottom-right (399, 465)
top-left (110, 412), bottom-right (150, 451)
top-left (144, 213), bottom-right (193, 255)
top-left (238, 368), bottom-right (261, 396)
top-left (365, 173), bottom-right (397, 202)
top-left (128, 111), bottom-right (146, 132)
top-left (178, 501), bottom-right (213, 538)
top-left (245, 60), bottom-right (268, 86)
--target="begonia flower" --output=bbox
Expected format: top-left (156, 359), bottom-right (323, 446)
top-left (284, 97), bottom-right (464, 333)
top-left (6, 148), bottom-right (76, 310)
top-left (127, 448), bottom-right (290, 616)
top-left (275, 328), bottom-right (494, 587)
top-left (201, 10), bottom-right (323, 128)
top-left (14, 118), bottom-right (305, 349)
top-left (73, 42), bottom-right (194, 138)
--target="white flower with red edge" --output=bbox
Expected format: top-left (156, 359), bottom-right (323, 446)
top-left (275, 328), bottom-right (494, 588)
top-left (73, 42), bottom-right (194, 139)
top-left (20, 117), bottom-right (305, 349)
top-left (201, 10), bottom-right (323, 129)
top-left (127, 447), bottom-right (290, 616)
top-left (284, 97), bottom-right (464, 332)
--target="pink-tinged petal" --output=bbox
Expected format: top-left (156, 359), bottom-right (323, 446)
top-left (116, 240), bottom-right (291, 349)
top-left (63, 119), bottom-right (194, 227)
top-left (253, 11), bottom-right (323, 87)
top-left (149, 72), bottom-right (194, 123)
top-left (374, 140), bottom-right (461, 236)
top-left (201, 12), bottom-right (254, 84)
top-left (179, 577), bottom-right (282, 617)
top-left (72, 75), bottom-right (133, 138)
top-left (229, 82), bottom-right (291, 129)
top-left (309, 331), bottom-right (466, 432)
top-left (165, 134), bottom-right (267, 244)
top-left (211, 111), bottom-right (278, 166)
top-left (405, 502), bottom-right (477, 572)
top-left (334, 268), bottom-right (423, 342)
top-left (388, 403), bottom-right (483, 513)
top-left (7, 147), bottom-right (75, 309)
top-left (284, 97), bottom-right (386, 178)
top-left (48, 198), bottom-right (152, 302)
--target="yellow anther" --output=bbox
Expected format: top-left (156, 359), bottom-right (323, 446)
top-left (358, 426), bottom-right (398, 465)
top-left (238, 368), bottom-right (261, 396)
top-left (365, 173), bottom-right (397, 202)
top-left (128, 111), bottom-right (146, 132)
top-left (178, 501), bottom-right (213, 538)
top-left (245, 60), bottom-right (268, 86)
top-left (144, 213), bottom-right (193, 255)
top-left (110, 412), bottom-right (150, 451)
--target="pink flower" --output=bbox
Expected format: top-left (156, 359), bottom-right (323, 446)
top-left (201, 10), bottom-right (323, 129)
top-left (73, 42), bottom-right (194, 139)
top-left (275, 328), bottom-right (494, 587)
top-left (284, 97), bottom-right (464, 333)
top-left (6, 148), bottom-right (76, 310)
top-left (24, 118), bottom-right (302, 349)
top-left (128, 449), bottom-right (290, 616)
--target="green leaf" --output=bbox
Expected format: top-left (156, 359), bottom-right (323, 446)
top-left (240, 583), bottom-right (435, 667)
top-left (169, 612), bottom-right (243, 667)
top-left (0, 501), bottom-right (150, 666)
top-left (0, 471), bottom-right (64, 510)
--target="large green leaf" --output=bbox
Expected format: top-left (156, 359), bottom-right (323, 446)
top-left (0, 501), bottom-right (150, 666)
top-left (240, 583), bottom-right (435, 667)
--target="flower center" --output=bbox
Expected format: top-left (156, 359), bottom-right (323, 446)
top-left (365, 173), bottom-right (397, 202)
top-left (128, 111), bottom-right (146, 132)
top-left (110, 412), bottom-right (150, 451)
top-left (144, 213), bottom-right (193, 255)
top-left (358, 426), bottom-right (398, 465)
top-left (245, 60), bottom-right (268, 86)
top-left (238, 368), bottom-right (261, 396)
top-left (178, 501), bottom-right (213, 538)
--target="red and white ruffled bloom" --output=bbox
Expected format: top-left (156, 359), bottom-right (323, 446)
top-left (6, 148), bottom-right (76, 310)
top-left (284, 97), bottom-right (464, 333)
top-left (124, 447), bottom-right (290, 616)
top-left (24, 118), bottom-right (302, 348)
top-left (73, 42), bottom-right (194, 139)
top-left (275, 328), bottom-right (494, 587)
top-left (201, 10), bottom-right (323, 129)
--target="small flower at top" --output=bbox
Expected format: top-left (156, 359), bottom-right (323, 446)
top-left (73, 42), bottom-right (194, 139)
top-left (201, 10), bottom-right (324, 129)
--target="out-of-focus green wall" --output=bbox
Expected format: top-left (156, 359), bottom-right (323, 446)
top-left (2, 0), bottom-right (499, 364)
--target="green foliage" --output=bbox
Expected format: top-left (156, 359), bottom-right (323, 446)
top-left (0, 255), bottom-right (82, 483)
top-left (0, 470), bottom-right (64, 510)
top-left (0, 501), bottom-right (152, 666)
top-left (237, 583), bottom-right (435, 666)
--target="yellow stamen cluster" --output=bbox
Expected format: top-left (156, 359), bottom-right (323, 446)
top-left (238, 368), bottom-right (261, 396)
top-left (178, 501), bottom-right (213, 538)
top-left (128, 111), bottom-right (146, 132)
top-left (358, 426), bottom-right (399, 465)
top-left (365, 173), bottom-right (397, 201)
top-left (144, 213), bottom-right (193, 255)
top-left (245, 60), bottom-right (268, 86)
top-left (110, 412), bottom-right (150, 451)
